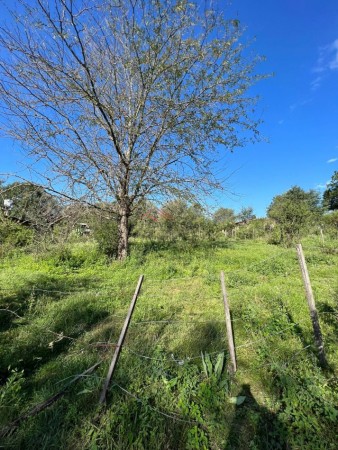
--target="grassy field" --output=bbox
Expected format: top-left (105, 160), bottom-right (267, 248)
top-left (0, 237), bottom-right (337, 449)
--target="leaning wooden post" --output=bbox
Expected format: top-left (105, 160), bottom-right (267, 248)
top-left (296, 244), bottom-right (327, 368)
top-left (220, 271), bottom-right (237, 374)
top-left (99, 275), bottom-right (144, 404)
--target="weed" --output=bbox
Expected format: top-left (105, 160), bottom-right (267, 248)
top-left (0, 238), bottom-right (337, 448)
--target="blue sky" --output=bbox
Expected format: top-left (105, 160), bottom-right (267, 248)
top-left (1, 0), bottom-right (338, 217)
top-left (211, 0), bottom-right (338, 216)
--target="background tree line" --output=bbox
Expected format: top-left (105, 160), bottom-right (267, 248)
top-left (1, 170), bottom-right (338, 256)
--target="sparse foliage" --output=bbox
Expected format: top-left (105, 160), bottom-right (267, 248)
top-left (0, 0), bottom-right (265, 258)
top-left (237, 206), bottom-right (256, 222)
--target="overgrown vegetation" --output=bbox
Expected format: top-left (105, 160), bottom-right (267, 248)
top-left (0, 233), bottom-right (337, 448)
top-left (1, 176), bottom-right (338, 448)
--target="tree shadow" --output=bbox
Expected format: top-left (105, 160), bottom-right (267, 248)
top-left (0, 273), bottom-right (112, 385)
top-left (1, 358), bottom-right (105, 449)
top-left (0, 273), bottom-right (99, 332)
top-left (225, 384), bottom-right (288, 450)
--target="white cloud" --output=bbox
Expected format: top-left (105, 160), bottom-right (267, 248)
top-left (316, 180), bottom-right (330, 190)
top-left (312, 39), bottom-right (338, 88)
top-left (289, 98), bottom-right (312, 111)
top-left (328, 39), bottom-right (338, 69)
top-left (327, 157), bottom-right (338, 163)
top-left (310, 76), bottom-right (323, 91)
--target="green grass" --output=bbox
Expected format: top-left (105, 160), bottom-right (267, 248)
top-left (0, 237), bottom-right (337, 449)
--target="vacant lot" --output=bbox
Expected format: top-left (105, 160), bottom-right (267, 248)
top-left (1, 238), bottom-right (337, 449)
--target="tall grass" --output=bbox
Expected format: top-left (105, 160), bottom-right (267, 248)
top-left (0, 238), bottom-right (337, 449)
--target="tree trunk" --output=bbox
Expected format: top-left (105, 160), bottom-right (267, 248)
top-left (118, 208), bottom-right (129, 260)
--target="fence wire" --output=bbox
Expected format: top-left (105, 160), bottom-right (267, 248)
top-left (1, 246), bottom-right (336, 379)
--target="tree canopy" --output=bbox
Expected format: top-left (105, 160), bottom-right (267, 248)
top-left (213, 207), bottom-right (236, 224)
top-left (158, 199), bottom-right (207, 241)
top-left (0, 0), bottom-right (265, 258)
top-left (0, 182), bottom-right (61, 232)
top-left (237, 206), bottom-right (256, 222)
top-left (323, 171), bottom-right (338, 210)
top-left (267, 186), bottom-right (322, 245)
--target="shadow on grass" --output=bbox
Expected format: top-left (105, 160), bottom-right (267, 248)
top-left (281, 300), bottom-right (335, 372)
top-left (0, 273), bottom-right (112, 384)
top-left (170, 321), bottom-right (224, 358)
top-left (0, 314), bottom-right (110, 387)
top-left (0, 273), bottom-right (99, 332)
top-left (318, 303), bottom-right (338, 333)
top-left (1, 356), bottom-right (104, 449)
top-left (225, 384), bottom-right (288, 450)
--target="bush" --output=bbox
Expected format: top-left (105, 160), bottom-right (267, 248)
top-left (51, 246), bottom-right (89, 269)
top-left (48, 243), bottom-right (104, 269)
top-left (321, 211), bottom-right (338, 238)
top-left (0, 219), bottom-right (34, 248)
top-left (92, 218), bottom-right (119, 258)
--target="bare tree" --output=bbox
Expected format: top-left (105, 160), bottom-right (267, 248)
top-left (0, 0), bottom-right (265, 259)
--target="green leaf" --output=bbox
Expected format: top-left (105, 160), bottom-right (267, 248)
top-left (201, 352), bottom-right (213, 377)
top-left (201, 352), bottom-right (208, 377)
top-left (77, 389), bottom-right (93, 395)
top-left (168, 377), bottom-right (178, 387)
top-left (214, 352), bottom-right (224, 379)
top-left (219, 378), bottom-right (229, 393)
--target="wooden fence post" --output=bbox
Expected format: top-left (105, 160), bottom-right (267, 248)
top-left (220, 271), bottom-right (237, 374)
top-left (296, 244), bottom-right (327, 368)
top-left (99, 275), bottom-right (144, 404)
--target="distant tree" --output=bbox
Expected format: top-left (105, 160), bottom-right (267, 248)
top-left (0, 182), bottom-right (61, 233)
top-left (237, 206), bottom-right (256, 222)
top-left (213, 208), bottom-right (236, 224)
top-left (267, 186), bottom-right (322, 245)
top-left (0, 0), bottom-right (265, 259)
top-left (131, 201), bottom-right (159, 240)
top-left (323, 171), bottom-right (338, 210)
top-left (158, 199), bottom-right (208, 241)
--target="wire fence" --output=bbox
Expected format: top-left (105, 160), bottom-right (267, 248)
top-left (0, 285), bottom-right (135, 295)
top-left (1, 245), bottom-right (337, 438)
top-left (0, 247), bottom-right (336, 363)
top-left (64, 341), bottom-right (317, 430)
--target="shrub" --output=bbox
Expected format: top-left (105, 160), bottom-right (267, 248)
top-left (321, 211), bottom-right (338, 238)
top-left (92, 218), bottom-right (119, 258)
top-left (0, 219), bottom-right (34, 248)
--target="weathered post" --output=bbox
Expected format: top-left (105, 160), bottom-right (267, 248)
top-left (99, 275), bottom-right (144, 403)
top-left (220, 271), bottom-right (237, 374)
top-left (296, 244), bottom-right (327, 368)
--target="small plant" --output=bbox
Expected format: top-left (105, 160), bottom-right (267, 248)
top-left (201, 351), bottom-right (226, 381)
